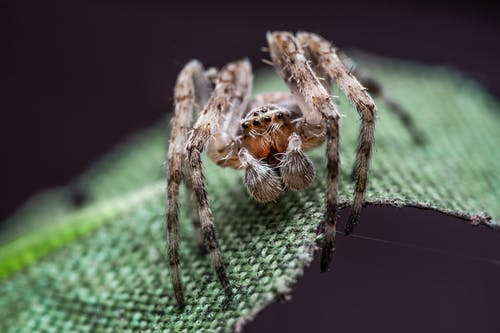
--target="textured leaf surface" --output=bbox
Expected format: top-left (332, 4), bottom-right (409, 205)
top-left (1, 56), bottom-right (499, 333)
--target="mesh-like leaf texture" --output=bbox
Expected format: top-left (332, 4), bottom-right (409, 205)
top-left (1, 56), bottom-right (499, 333)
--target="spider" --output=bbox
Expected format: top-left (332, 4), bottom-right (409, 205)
top-left (167, 31), bottom-right (423, 308)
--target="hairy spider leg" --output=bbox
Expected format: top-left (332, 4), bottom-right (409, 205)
top-left (167, 60), bottom-right (210, 308)
top-left (184, 60), bottom-right (253, 305)
top-left (297, 32), bottom-right (376, 240)
top-left (338, 52), bottom-right (426, 145)
top-left (267, 31), bottom-right (343, 272)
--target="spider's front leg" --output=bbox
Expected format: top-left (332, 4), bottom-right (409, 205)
top-left (185, 59), bottom-right (252, 303)
top-left (167, 60), bottom-right (211, 308)
top-left (297, 32), bottom-right (377, 236)
top-left (267, 31), bottom-right (341, 272)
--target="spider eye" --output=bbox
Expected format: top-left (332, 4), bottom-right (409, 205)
top-left (242, 122), bottom-right (249, 129)
top-left (264, 116), bottom-right (271, 122)
top-left (253, 119), bottom-right (260, 126)
top-left (253, 112), bottom-right (259, 117)
top-left (277, 112), bottom-right (284, 119)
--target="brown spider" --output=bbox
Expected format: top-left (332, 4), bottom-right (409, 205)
top-left (167, 31), bottom-right (422, 308)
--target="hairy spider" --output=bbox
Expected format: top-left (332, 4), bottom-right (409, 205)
top-left (167, 31), bottom-right (422, 308)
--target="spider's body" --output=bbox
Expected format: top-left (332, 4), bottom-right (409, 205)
top-left (208, 99), bottom-right (297, 168)
top-left (205, 89), bottom-right (329, 205)
top-left (240, 95), bottom-right (328, 158)
top-left (166, 31), bottom-right (422, 308)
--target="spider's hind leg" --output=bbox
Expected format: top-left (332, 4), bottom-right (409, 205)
top-left (338, 51), bottom-right (425, 145)
top-left (356, 73), bottom-right (426, 145)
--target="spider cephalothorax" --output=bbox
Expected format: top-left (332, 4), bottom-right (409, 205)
top-left (241, 104), bottom-right (294, 160)
top-left (166, 31), bottom-right (422, 308)
top-left (239, 102), bottom-right (317, 201)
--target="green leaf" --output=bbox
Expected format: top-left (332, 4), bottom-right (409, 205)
top-left (1, 56), bottom-right (499, 332)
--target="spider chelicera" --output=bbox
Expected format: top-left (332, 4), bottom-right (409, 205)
top-left (167, 31), bottom-right (422, 308)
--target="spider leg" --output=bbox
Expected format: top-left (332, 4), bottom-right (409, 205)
top-left (321, 120), bottom-right (340, 270)
top-left (184, 68), bottom-right (219, 252)
top-left (206, 65), bottom-right (252, 169)
top-left (297, 32), bottom-right (376, 236)
top-left (183, 174), bottom-right (204, 251)
top-left (267, 31), bottom-right (341, 272)
top-left (338, 53), bottom-right (425, 145)
top-left (300, 43), bottom-right (333, 94)
top-left (355, 72), bottom-right (426, 145)
top-left (186, 59), bottom-right (253, 302)
top-left (167, 60), bottom-right (210, 308)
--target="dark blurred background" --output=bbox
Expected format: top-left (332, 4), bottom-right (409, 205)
top-left (2, 0), bottom-right (499, 222)
top-left (2, 1), bottom-right (500, 332)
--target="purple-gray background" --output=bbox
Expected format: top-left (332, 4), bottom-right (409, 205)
top-left (2, 1), bottom-right (499, 332)
top-left (2, 0), bottom-right (499, 221)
